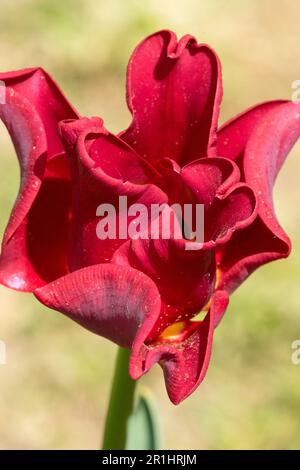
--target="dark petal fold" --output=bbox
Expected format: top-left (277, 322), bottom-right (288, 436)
top-left (113, 225), bottom-right (216, 340)
top-left (120, 29), bottom-right (222, 165)
top-left (157, 157), bottom-right (257, 248)
top-left (203, 183), bottom-right (257, 246)
top-left (59, 118), bottom-right (168, 270)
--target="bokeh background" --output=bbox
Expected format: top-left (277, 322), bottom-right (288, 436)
top-left (0, 0), bottom-right (300, 449)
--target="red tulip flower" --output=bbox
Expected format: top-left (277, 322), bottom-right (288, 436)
top-left (0, 30), bottom-right (299, 404)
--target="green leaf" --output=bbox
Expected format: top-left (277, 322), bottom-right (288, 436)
top-left (126, 387), bottom-right (161, 450)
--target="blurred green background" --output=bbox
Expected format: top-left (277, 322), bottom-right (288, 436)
top-left (0, 0), bottom-right (300, 449)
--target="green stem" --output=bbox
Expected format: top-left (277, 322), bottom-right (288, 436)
top-left (102, 347), bottom-right (137, 450)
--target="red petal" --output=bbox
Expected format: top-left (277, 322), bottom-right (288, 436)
top-left (181, 157), bottom-right (241, 205)
top-left (217, 100), bottom-right (286, 164)
top-left (35, 262), bottom-right (228, 404)
top-left (203, 183), bottom-right (257, 246)
top-left (120, 30), bottom-right (222, 165)
top-left (157, 157), bottom-right (257, 248)
top-left (217, 101), bottom-right (300, 292)
top-left (59, 118), bottom-right (168, 270)
top-left (0, 69), bottom-right (78, 291)
top-left (130, 290), bottom-right (229, 404)
top-left (113, 229), bottom-right (216, 340)
top-left (35, 264), bottom-right (161, 348)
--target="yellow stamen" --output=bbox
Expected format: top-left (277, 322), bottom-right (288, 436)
top-left (215, 266), bottom-right (221, 289)
top-left (158, 321), bottom-right (186, 341)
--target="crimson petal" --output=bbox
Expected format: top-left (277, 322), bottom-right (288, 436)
top-left (120, 29), bottom-right (222, 165)
top-left (59, 118), bottom-right (168, 270)
top-left (217, 101), bottom-right (300, 292)
top-left (35, 264), bottom-right (161, 349)
top-left (113, 228), bottom-right (216, 340)
top-left (158, 157), bottom-right (257, 248)
top-left (130, 290), bottom-right (229, 404)
top-left (0, 68), bottom-right (79, 291)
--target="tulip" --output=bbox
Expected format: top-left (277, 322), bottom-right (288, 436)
top-left (0, 31), bottom-right (299, 418)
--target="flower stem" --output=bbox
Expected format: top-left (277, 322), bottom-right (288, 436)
top-left (102, 346), bottom-right (137, 450)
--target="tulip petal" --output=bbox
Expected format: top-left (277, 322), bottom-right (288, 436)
top-left (59, 118), bottom-right (168, 270)
top-left (113, 226), bottom-right (216, 340)
top-left (130, 290), bottom-right (229, 404)
top-left (217, 100), bottom-right (286, 164)
top-left (35, 264), bottom-right (161, 349)
top-left (157, 157), bottom-right (257, 248)
top-left (217, 101), bottom-right (300, 292)
top-left (0, 69), bottom-right (79, 291)
top-left (203, 183), bottom-right (257, 246)
top-left (121, 30), bottom-right (222, 164)
top-left (35, 262), bottom-right (229, 404)
top-left (181, 157), bottom-right (241, 205)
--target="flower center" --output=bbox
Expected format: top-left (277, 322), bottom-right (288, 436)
top-left (155, 266), bottom-right (221, 344)
top-left (157, 311), bottom-right (207, 343)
